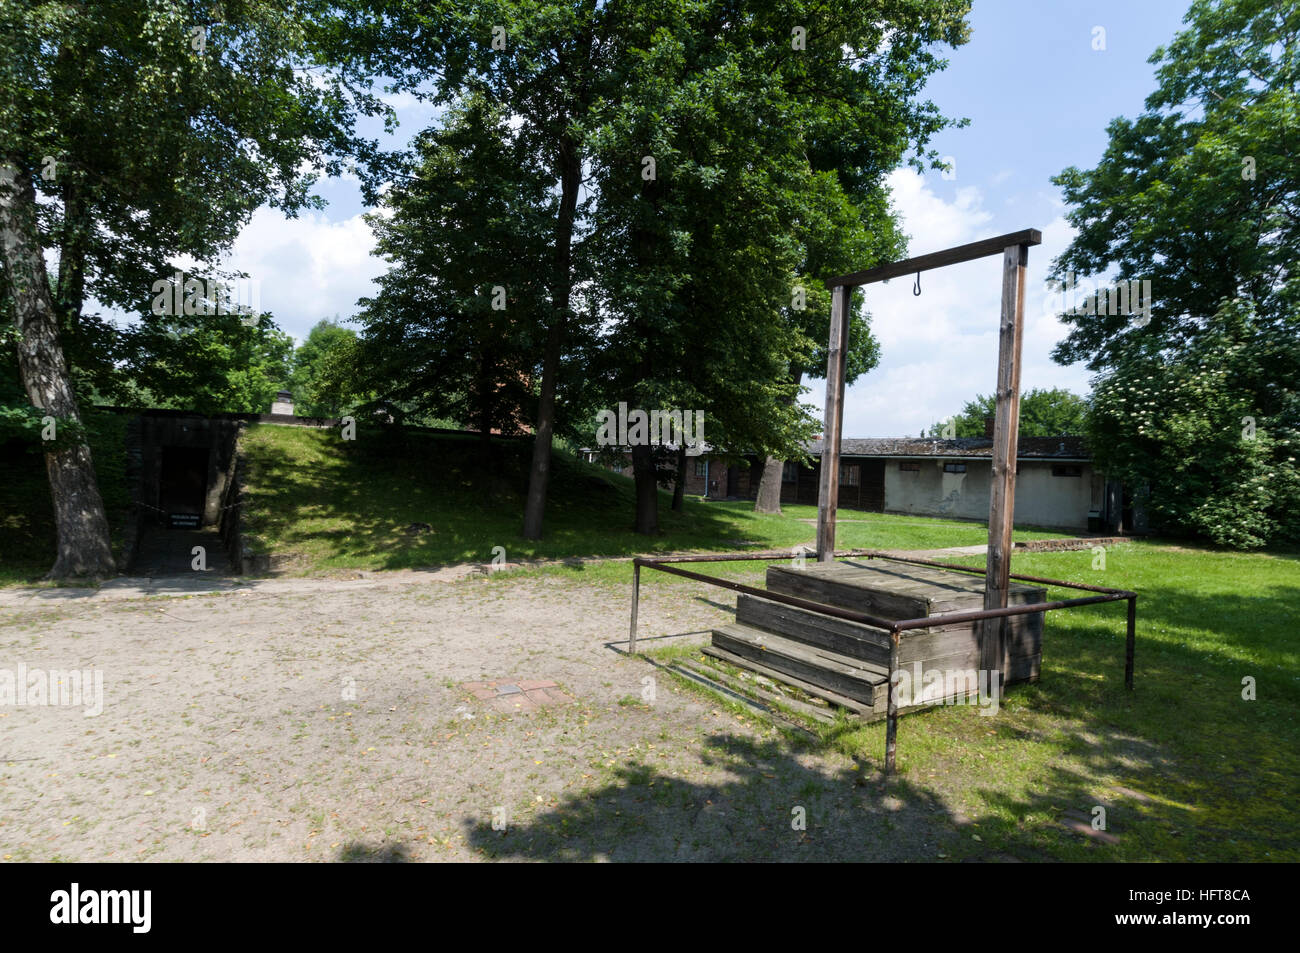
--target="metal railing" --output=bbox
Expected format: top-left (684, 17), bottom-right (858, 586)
top-left (629, 549), bottom-right (1137, 774)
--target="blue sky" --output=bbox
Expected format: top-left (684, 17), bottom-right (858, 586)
top-left (200, 0), bottom-right (1193, 435)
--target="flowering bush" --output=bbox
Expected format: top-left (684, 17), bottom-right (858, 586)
top-left (1088, 300), bottom-right (1299, 549)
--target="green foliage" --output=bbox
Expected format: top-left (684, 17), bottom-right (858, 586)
top-left (585, 0), bottom-right (963, 466)
top-left (0, 0), bottom-right (388, 397)
top-left (1050, 0), bottom-right (1300, 548)
top-left (345, 95), bottom-right (553, 435)
top-left (126, 311), bottom-right (294, 415)
top-left (0, 403), bottom-right (87, 449)
top-left (1087, 300), bottom-right (1299, 548)
top-left (289, 318), bottom-right (357, 417)
top-left (928, 388), bottom-right (1091, 438)
top-left (364, 0), bottom-right (970, 531)
top-left (0, 327), bottom-right (87, 446)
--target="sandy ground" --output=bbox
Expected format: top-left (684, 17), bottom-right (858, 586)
top-left (0, 568), bottom-right (960, 862)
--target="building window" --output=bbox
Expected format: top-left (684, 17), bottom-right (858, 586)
top-left (1052, 465), bottom-right (1083, 477)
top-left (898, 461), bottom-right (920, 472)
top-left (943, 462), bottom-right (967, 474)
top-left (782, 462), bottom-right (798, 483)
top-left (839, 464), bottom-right (859, 486)
top-left (694, 459), bottom-right (707, 477)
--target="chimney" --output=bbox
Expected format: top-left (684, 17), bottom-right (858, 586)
top-left (270, 390), bottom-right (295, 416)
top-left (983, 415), bottom-right (995, 438)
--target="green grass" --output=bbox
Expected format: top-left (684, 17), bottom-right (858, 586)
top-left (237, 423), bottom-right (1065, 574)
top-left (1, 418), bottom-right (1068, 586)
top-left (0, 409), bottom-right (131, 586)
top-left (651, 540), bottom-right (1300, 862)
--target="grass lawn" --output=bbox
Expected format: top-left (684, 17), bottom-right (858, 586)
top-left (238, 423), bottom-right (1066, 573)
top-left (644, 540), bottom-right (1300, 861)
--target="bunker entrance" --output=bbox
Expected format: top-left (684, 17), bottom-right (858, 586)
top-left (158, 446), bottom-right (210, 529)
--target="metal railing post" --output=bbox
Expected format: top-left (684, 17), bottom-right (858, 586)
top-left (1125, 596), bottom-right (1136, 690)
top-left (885, 628), bottom-right (900, 776)
top-left (629, 560), bottom-right (641, 656)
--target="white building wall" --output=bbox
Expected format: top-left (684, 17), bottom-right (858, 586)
top-left (1013, 463), bottom-right (1097, 529)
top-left (880, 459), bottom-right (1096, 530)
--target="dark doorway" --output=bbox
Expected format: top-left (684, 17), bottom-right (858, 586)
top-left (159, 446), bottom-right (210, 527)
top-left (832, 459), bottom-right (885, 512)
top-left (726, 465), bottom-right (740, 497)
top-left (860, 460), bottom-right (885, 512)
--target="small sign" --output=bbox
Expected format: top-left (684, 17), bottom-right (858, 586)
top-left (169, 513), bottom-right (200, 529)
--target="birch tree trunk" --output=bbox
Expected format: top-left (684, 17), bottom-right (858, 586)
top-left (0, 161), bottom-right (115, 578)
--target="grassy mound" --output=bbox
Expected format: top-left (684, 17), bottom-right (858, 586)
top-left (236, 423), bottom-right (1068, 573)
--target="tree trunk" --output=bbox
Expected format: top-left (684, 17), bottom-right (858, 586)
top-left (752, 369), bottom-right (803, 514)
top-left (632, 443), bottom-right (658, 534)
top-left (671, 444), bottom-right (687, 512)
top-left (753, 456), bottom-right (784, 513)
top-left (1, 161), bottom-right (115, 579)
top-left (522, 136), bottom-right (581, 540)
top-left (477, 350), bottom-right (494, 471)
top-left (55, 180), bottom-right (87, 342)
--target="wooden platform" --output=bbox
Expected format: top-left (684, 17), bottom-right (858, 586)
top-left (707, 560), bottom-right (1046, 717)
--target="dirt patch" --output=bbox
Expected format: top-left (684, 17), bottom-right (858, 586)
top-left (0, 570), bottom-right (966, 862)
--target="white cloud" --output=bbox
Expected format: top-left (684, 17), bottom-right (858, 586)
top-left (807, 170), bottom-right (1091, 438)
top-left (886, 167), bottom-right (993, 251)
top-left (225, 207), bottom-right (383, 342)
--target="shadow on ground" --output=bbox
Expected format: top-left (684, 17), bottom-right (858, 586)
top-left (385, 729), bottom-right (1040, 862)
top-left (338, 842), bottom-right (412, 863)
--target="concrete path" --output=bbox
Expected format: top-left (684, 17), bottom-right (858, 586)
top-left (0, 562), bottom-right (515, 606)
top-left (130, 526), bottom-right (231, 576)
top-left (875, 544), bottom-right (989, 559)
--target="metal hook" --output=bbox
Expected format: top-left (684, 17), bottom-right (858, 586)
top-left (913, 271), bottom-right (922, 296)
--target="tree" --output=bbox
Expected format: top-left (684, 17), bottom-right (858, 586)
top-left (347, 95), bottom-right (555, 457)
top-left (751, 175), bottom-right (895, 514)
top-left (371, 0), bottom-right (616, 539)
top-left (0, 0), bottom-right (384, 576)
top-left (1088, 304), bottom-right (1298, 548)
top-left (1049, 0), bottom-right (1299, 546)
top-left (585, 0), bottom-right (966, 531)
top-left (290, 318), bottom-right (359, 418)
top-left (373, 0), bottom-right (968, 538)
top-left (0, 162), bottom-right (112, 574)
top-left (126, 308), bottom-right (294, 415)
top-left (928, 387), bottom-right (1091, 438)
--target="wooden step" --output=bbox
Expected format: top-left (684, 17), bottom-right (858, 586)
top-left (665, 662), bottom-right (774, 716)
top-left (700, 644), bottom-right (873, 716)
top-left (735, 593), bottom-right (891, 666)
top-left (710, 623), bottom-right (889, 707)
top-left (673, 658), bottom-right (836, 724)
top-left (762, 561), bottom-right (1046, 688)
top-left (766, 560), bottom-right (1047, 616)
